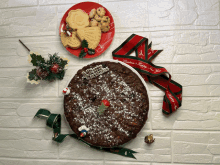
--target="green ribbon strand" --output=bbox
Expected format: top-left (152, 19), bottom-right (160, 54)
top-left (34, 109), bottom-right (137, 159)
top-left (35, 109), bottom-right (69, 143)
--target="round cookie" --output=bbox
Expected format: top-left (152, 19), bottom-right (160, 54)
top-left (89, 9), bottom-right (96, 19)
top-left (101, 16), bottom-right (110, 24)
top-left (100, 23), bottom-right (110, 32)
top-left (89, 19), bottom-right (98, 27)
top-left (97, 7), bottom-right (106, 17)
top-left (101, 22), bottom-right (109, 27)
top-left (94, 14), bottom-right (102, 22)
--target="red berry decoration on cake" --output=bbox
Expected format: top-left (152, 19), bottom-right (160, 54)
top-left (102, 99), bottom-right (110, 107)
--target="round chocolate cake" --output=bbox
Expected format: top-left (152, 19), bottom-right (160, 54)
top-left (64, 61), bottom-right (149, 148)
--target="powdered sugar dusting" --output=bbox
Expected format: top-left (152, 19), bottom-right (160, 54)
top-left (64, 62), bottom-right (148, 147)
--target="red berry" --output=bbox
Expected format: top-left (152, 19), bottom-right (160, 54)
top-left (83, 48), bottom-right (88, 52)
top-left (50, 64), bottom-right (59, 73)
top-left (102, 100), bottom-right (110, 107)
top-left (63, 90), bottom-right (67, 94)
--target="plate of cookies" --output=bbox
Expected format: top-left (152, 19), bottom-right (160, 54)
top-left (59, 2), bottom-right (115, 58)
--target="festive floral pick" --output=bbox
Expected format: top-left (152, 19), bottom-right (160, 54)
top-left (19, 40), bottom-right (69, 84)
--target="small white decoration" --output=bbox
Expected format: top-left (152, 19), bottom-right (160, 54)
top-left (67, 31), bottom-right (71, 36)
top-left (63, 87), bottom-right (70, 95)
top-left (78, 125), bottom-right (90, 132)
top-left (82, 65), bottom-right (109, 79)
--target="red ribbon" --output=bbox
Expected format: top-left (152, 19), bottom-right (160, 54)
top-left (112, 34), bottom-right (182, 115)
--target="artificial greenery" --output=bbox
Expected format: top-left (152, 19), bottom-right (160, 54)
top-left (97, 103), bottom-right (107, 115)
top-left (28, 53), bottom-right (68, 82)
top-left (81, 39), bottom-right (88, 48)
top-left (79, 40), bottom-right (95, 58)
top-left (79, 50), bottom-right (87, 58)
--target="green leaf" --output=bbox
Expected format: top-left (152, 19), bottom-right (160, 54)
top-left (97, 103), bottom-right (107, 115)
top-left (59, 59), bottom-right (68, 68)
top-left (28, 69), bottom-right (40, 81)
top-left (44, 72), bottom-right (56, 81)
top-left (88, 48), bottom-right (95, 55)
top-left (52, 70), bottom-right (64, 80)
top-left (57, 70), bottom-right (65, 80)
top-left (38, 62), bottom-right (48, 70)
top-left (79, 50), bottom-right (87, 58)
top-left (81, 40), bottom-right (88, 48)
top-left (30, 53), bottom-right (45, 67)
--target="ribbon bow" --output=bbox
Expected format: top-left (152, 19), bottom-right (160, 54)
top-left (112, 34), bottom-right (182, 114)
top-left (35, 109), bottom-right (137, 159)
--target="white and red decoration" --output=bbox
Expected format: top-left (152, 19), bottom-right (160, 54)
top-left (63, 87), bottom-right (70, 95)
top-left (78, 125), bottom-right (90, 137)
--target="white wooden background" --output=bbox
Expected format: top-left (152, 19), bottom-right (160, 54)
top-left (0, 0), bottom-right (220, 164)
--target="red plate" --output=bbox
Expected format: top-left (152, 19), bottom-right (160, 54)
top-left (59, 2), bottom-right (115, 58)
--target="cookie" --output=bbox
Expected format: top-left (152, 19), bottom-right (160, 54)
top-left (97, 7), bottom-right (106, 17)
top-left (101, 16), bottom-right (110, 24)
top-left (89, 19), bottom-right (98, 27)
top-left (77, 27), bottom-right (101, 49)
top-left (94, 14), bottom-right (102, 22)
top-left (89, 9), bottom-right (96, 19)
top-left (98, 22), bottom-right (102, 28)
top-left (66, 9), bottom-right (89, 29)
top-left (100, 23), bottom-right (110, 32)
top-left (60, 32), bottom-right (81, 49)
top-left (100, 22), bottom-right (109, 27)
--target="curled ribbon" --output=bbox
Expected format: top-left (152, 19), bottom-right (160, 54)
top-left (35, 109), bottom-right (137, 159)
top-left (112, 34), bottom-right (182, 114)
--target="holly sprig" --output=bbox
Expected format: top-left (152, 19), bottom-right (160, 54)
top-left (97, 100), bottom-right (110, 115)
top-left (79, 40), bottom-right (95, 58)
top-left (97, 103), bottom-right (107, 115)
top-left (28, 53), bottom-right (68, 82)
top-left (28, 68), bottom-right (40, 81)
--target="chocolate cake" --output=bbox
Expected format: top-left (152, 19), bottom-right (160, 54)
top-left (64, 61), bottom-right (149, 148)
